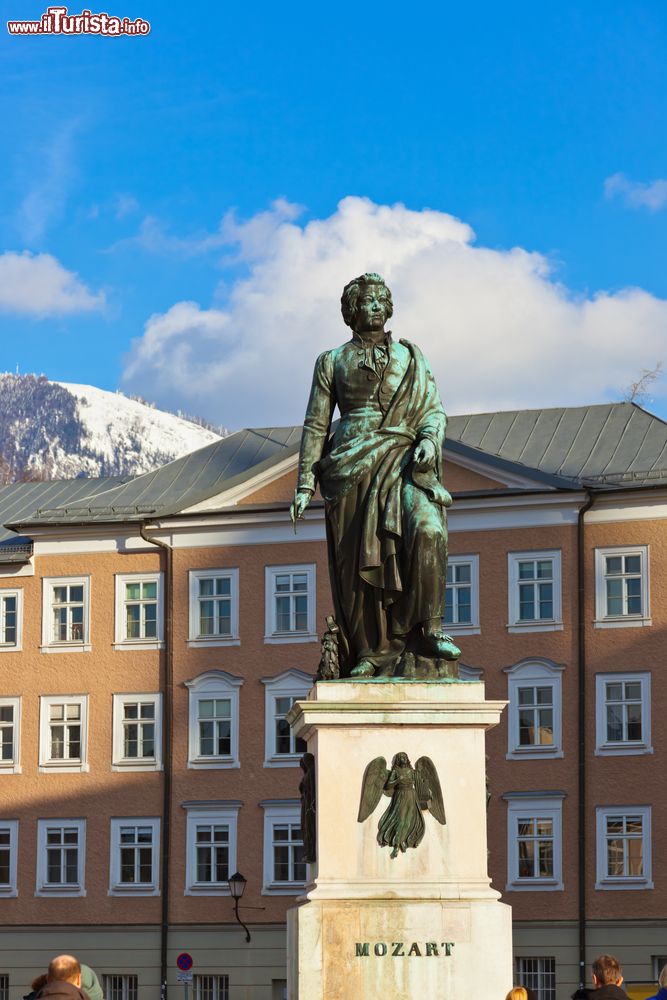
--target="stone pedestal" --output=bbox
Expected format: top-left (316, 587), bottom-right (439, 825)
top-left (287, 680), bottom-right (513, 1000)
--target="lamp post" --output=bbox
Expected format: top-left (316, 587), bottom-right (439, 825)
top-left (228, 871), bottom-right (251, 943)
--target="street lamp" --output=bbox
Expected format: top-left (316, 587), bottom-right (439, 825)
top-left (228, 872), bottom-right (251, 943)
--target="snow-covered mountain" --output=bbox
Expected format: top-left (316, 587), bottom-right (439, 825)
top-left (0, 374), bottom-right (225, 481)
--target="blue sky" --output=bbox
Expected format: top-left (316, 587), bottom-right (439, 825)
top-left (2, 0), bottom-right (667, 428)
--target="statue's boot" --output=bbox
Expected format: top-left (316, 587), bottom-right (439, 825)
top-left (351, 659), bottom-right (376, 677)
top-left (416, 620), bottom-right (461, 661)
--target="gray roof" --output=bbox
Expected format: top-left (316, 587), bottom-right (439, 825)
top-left (4, 403), bottom-right (667, 542)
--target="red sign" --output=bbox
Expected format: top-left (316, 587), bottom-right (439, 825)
top-left (176, 954), bottom-right (193, 972)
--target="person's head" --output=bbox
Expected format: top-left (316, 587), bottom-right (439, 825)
top-left (48, 956), bottom-right (81, 987)
top-left (592, 954), bottom-right (623, 987)
top-left (659, 964), bottom-right (667, 989)
top-left (341, 273), bottom-right (393, 334)
top-left (31, 975), bottom-right (48, 994)
top-left (505, 989), bottom-right (528, 1000)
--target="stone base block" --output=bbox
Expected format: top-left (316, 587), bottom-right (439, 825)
top-left (288, 896), bottom-right (513, 1000)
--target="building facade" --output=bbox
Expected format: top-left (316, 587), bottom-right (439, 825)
top-left (0, 403), bottom-right (666, 1000)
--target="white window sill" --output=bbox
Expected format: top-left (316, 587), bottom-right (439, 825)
top-left (262, 883), bottom-right (306, 895)
top-left (441, 625), bottom-right (481, 636)
top-left (39, 762), bottom-right (89, 773)
top-left (264, 634), bottom-right (318, 645)
top-left (0, 764), bottom-right (21, 774)
top-left (113, 641), bottom-right (165, 651)
top-left (187, 759), bottom-right (240, 770)
top-left (594, 617), bottom-right (652, 630)
top-left (187, 638), bottom-right (240, 649)
top-left (109, 885), bottom-right (159, 896)
top-left (595, 744), bottom-right (653, 757)
top-left (40, 643), bottom-right (91, 654)
top-left (595, 878), bottom-right (653, 891)
top-left (506, 879), bottom-right (563, 892)
top-left (506, 747), bottom-right (563, 760)
top-left (0, 886), bottom-right (17, 897)
top-left (111, 760), bottom-right (163, 772)
top-left (36, 886), bottom-right (86, 897)
top-left (185, 885), bottom-right (231, 896)
top-left (0, 644), bottom-right (20, 653)
top-left (264, 755), bottom-right (303, 769)
top-left (507, 621), bottom-right (564, 634)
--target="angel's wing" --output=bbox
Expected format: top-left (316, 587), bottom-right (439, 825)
top-left (415, 756), bottom-right (446, 825)
top-left (357, 757), bottom-right (389, 823)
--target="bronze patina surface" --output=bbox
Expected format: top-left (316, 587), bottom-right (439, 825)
top-left (291, 273), bottom-right (460, 680)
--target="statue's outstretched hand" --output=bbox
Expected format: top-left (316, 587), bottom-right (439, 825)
top-left (413, 438), bottom-right (437, 472)
top-left (290, 488), bottom-right (313, 526)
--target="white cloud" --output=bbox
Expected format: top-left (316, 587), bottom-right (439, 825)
top-left (17, 119), bottom-right (81, 244)
top-left (604, 172), bottom-right (667, 211)
top-left (122, 196), bottom-right (667, 428)
top-left (0, 251), bottom-right (105, 316)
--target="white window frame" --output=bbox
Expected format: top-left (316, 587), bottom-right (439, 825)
top-left (109, 817), bottom-right (160, 896)
top-left (41, 576), bottom-right (91, 653)
top-left (262, 669), bottom-right (312, 768)
top-left (0, 697), bottom-right (21, 774)
top-left (186, 671), bottom-right (243, 769)
top-left (595, 805), bottom-right (652, 889)
top-left (507, 550), bottom-right (562, 633)
top-left (112, 693), bottom-right (163, 771)
top-left (114, 572), bottom-right (164, 650)
top-left (595, 672), bottom-right (652, 756)
top-left (595, 545), bottom-right (651, 629)
top-left (505, 659), bottom-right (564, 760)
top-left (188, 568), bottom-right (240, 647)
top-left (102, 975), bottom-right (138, 1000)
top-left (193, 975), bottom-right (229, 1000)
top-left (264, 564), bottom-right (317, 644)
top-left (184, 802), bottom-right (240, 895)
top-left (0, 589), bottom-right (22, 651)
top-left (39, 695), bottom-right (89, 773)
top-left (36, 818), bottom-right (86, 896)
top-left (443, 554), bottom-right (480, 635)
top-left (506, 795), bottom-right (564, 892)
top-left (261, 800), bottom-right (306, 895)
top-left (0, 820), bottom-right (18, 896)
top-left (515, 956), bottom-right (556, 1000)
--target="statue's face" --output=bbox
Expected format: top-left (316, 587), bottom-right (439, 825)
top-left (355, 284), bottom-right (389, 333)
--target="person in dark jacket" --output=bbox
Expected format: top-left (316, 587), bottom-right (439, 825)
top-left (37, 956), bottom-right (90, 1000)
top-left (647, 962), bottom-right (667, 1000)
top-left (588, 954), bottom-right (629, 999)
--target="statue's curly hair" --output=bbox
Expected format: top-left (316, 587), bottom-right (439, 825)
top-left (341, 272), bottom-right (393, 329)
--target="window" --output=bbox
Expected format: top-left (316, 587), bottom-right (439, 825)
top-left (264, 564), bottom-right (317, 643)
top-left (0, 821), bottom-right (18, 896)
top-left (0, 697), bottom-right (20, 774)
top-left (188, 569), bottom-right (239, 647)
top-left (261, 801), bottom-right (306, 893)
top-left (0, 589), bottom-right (21, 650)
top-left (596, 806), bottom-right (652, 888)
top-left (652, 958), bottom-right (667, 980)
top-left (508, 551), bottom-right (562, 632)
top-left (515, 957), bottom-right (556, 1000)
top-left (262, 670), bottom-right (312, 767)
top-left (114, 573), bottom-right (164, 649)
top-left (36, 819), bottom-right (85, 896)
top-left (0, 976), bottom-right (8, 1000)
top-left (595, 546), bottom-right (650, 628)
top-left (112, 693), bottom-right (162, 771)
top-left (102, 975), bottom-right (138, 1000)
top-left (41, 577), bottom-right (90, 652)
top-left (186, 671), bottom-right (243, 769)
top-left (39, 695), bottom-right (88, 772)
top-left (184, 804), bottom-right (239, 895)
top-left (109, 818), bottom-right (159, 895)
top-left (443, 555), bottom-right (480, 634)
top-left (595, 673), bottom-right (651, 756)
top-left (505, 659), bottom-right (563, 759)
top-left (193, 976), bottom-right (228, 1000)
top-left (506, 796), bottom-right (563, 891)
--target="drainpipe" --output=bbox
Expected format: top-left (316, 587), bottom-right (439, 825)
top-left (140, 523), bottom-right (174, 1000)
top-left (577, 490), bottom-right (594, 990)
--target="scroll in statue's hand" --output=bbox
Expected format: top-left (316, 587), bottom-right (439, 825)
top-left (412, 438), bottom-right (437, 472)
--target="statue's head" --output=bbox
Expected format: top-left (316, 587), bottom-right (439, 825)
top-left (392, 752), bottom-right (411, 768)
top-left (341, 272), bottom-right (394, 333)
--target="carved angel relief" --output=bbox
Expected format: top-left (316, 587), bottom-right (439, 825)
top-left (357, 752), bottom-right (446, 859)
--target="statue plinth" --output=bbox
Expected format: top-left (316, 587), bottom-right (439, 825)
top-left (286, 680), bottom-right (513, 999)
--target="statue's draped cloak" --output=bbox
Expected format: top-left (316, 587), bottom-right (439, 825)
top-left (297, 337), bottom-right (450, 673)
